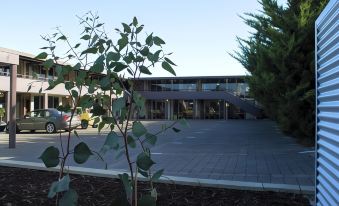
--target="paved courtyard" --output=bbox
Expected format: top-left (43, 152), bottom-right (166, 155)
top-left (0, 120), bottom-right (314, 186)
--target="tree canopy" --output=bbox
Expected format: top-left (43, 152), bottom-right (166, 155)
top-left (232, 0), bottom-right (328, 142)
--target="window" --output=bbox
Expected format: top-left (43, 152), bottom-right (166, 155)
top-left (48, 96), bottom-right (59, 108)
top-left (34, 96), bottom-right (44, 110)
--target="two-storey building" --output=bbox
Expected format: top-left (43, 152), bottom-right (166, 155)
top-left (134, 76), bottom-right (262, 120)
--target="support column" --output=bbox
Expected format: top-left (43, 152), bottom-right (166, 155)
top-left (9, 65), bottom-right (17, 149)
top-left (44, 93), bottom-right (48, 109)
top-left (6, 92), bottom-right (10, 123)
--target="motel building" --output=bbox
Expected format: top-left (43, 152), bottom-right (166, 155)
top-left (0, 47), bottom-right (80, 123)
top-left (0, 47), bottom-right (262, 125)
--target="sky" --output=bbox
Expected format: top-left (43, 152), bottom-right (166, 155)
top-left (0, 0), bottom-right (286, 77)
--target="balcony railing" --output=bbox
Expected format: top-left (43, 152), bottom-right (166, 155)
top-left (0, 71), bottom-right (56, 81)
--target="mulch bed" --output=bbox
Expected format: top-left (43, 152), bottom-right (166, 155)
top-left (0, 166), bottom-right (310, 206)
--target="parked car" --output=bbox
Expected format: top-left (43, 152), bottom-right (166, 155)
top-left (8, 108), bottom-right (81, 134)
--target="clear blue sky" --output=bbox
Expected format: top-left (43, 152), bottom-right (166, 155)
top-left (0, 0), bottom-right (286, 77)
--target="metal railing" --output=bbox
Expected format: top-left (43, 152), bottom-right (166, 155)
top-left (0, 71), bottom-right (56, 81)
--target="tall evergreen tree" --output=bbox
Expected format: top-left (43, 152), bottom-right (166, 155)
top-left (232, 0), bottom-right (328, 143)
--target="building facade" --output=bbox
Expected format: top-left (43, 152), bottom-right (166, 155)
top-left (0, 47), bottom-right (80, 122)
top-left (134, 76), bottom-right (262, 120)
top-left (0, 47), bottom-right (262, 123)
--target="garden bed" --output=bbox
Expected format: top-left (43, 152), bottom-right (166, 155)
top-left (0, 166), bottom-right (310, 206)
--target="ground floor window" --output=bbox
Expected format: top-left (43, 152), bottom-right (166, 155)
top-left (147, 100), bottom-right (166, 119)
top-left (144, 99), bottom-right (247, 120)
top-left (48, 96), bottom-right (59, 108)
top-left (33, 96), bottom-right (44, 110)
top-left (174, 100), bottom-right (194, 119)
top-left (204, 100), bottom-right (224, 119)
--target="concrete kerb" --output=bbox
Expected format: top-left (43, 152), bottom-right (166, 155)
top-left (0, 160), bottom-right (314, 195)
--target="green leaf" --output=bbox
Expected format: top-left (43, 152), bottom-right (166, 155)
top-left (98, 122), bottom-right (105, 133)
top-left (162, 61), bottom-right (176, 76)
top-left (179, 118), bottom-right (189, 127)
top-left (96, 23), bottom-right (104, 28)
top-left (132, 17), bottom-right (138, 26)
top-left (138, 169), bottom-right (149, 177)
top-left (106, 51), bottom-right (120, 62)
top-left (118, 36), bottom-right (128, 51)
top-left (153, 50), bottom-right (162, 62)
top-left (48, 175), bottom-right (70, 198)
top-left (134, 55), bottom-right (144, 62)
top-left (136, 25), bottom-right (144, 34)
top-left (99, 76), bottom-right (111, 90)
top-left (73, 142), bottom-right (93, 164)
top-left (132, 121), bottom-right (147, 137)
top-left (151, 169), bottom-right (164, 181)
top-left (90, 34), bottom-right (99, 46)
top-left (39, 146), bottom-right (59, 168)
top-left (74, 130), bottom-right (79, 138)
top-left (113, 62), bottom-right (128, 72)
top-left (145, 133), bottom-right (157, 146)
top-left (127, 135), bottom-right (136, 148)
top-left (139, 66), bottom-right (152, 75)
top-left (90, 63), bottom-right (104, 73)
top-left (35, 52), bottom-right (48, 59)
top-left (140, 47), bottom-right (149, 56)
top-left (164, 57), bottom-right (177, 66)
top-left (122, 23), bottom-right (131, 33)
top-left (81, 47), bottom-right (98, 56)
top-left (145, 33), bottom-right (153, 46)
top-left (100, 131), bottom-right (120, 154)
top-left (138, 195), bottom-right (156, 206)
top-left (81, 34), bottom-right (91, 40)
top-left (88, 84), bottom-right (95, 94)
top-left (57, 35), bottom-right (67, 41)
top-left (112, 97), bottom-right (125, 113)
top-left (153, 36), bottom-right (165, 46)
top-left (136, 152), bottom-right (155, 171)
top-left (74, 43), bottom-right (81, 48)
top-left (43, 59), bottom-right (54, 69)
top-left (79, 95), bottom-right (93, 108)
top-left (65, 82), bottom-right (74, 90)
top-left (119, 173), bottom-right (132, 198)
top-left (172, 127), bottom-right (181, 133)
top-left (71, 90), bottom-right (78, 98)
top-left (59, 189), bottom-right (78, 206)
top-left (73, 63), bottom-right (81, 71)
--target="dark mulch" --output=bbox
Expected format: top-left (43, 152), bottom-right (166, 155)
top-left (0, 166), bottom-right (310, 206)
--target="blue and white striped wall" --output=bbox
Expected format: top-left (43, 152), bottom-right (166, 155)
top-left (315, 0), bottom-right (339, 205)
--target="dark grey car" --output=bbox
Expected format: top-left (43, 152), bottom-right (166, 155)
top-left (13, 108), bottom-right (81, 133)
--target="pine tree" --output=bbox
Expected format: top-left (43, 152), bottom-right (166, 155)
top-left (232, 0), bottom-right (328, 143)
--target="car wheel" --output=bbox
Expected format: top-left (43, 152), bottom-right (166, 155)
top-left (81, 120), bottom-right (88, 129)
top-left (46, 122), bottom-right (56, 134)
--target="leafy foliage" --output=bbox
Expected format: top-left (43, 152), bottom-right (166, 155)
top-left (37, 13), bottom-right (186, 206)
top-left (232, 0), bottom-right (328, 142)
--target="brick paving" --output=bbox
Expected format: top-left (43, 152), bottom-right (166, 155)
top-left (0, 120), bottom-right (314, 186)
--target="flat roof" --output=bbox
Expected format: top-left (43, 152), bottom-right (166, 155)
top-left (136, 75), bottom-right (247, 80)
top-left (1, 47), bottom-right (247, 79)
